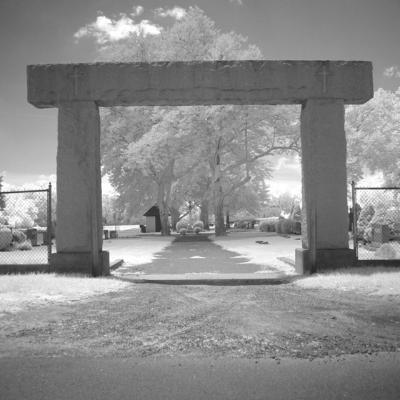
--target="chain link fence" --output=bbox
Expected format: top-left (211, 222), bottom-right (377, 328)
top-left (352, 183), bottom-right (400, 261)
top-left (0, 185), bottom-right (52, 265)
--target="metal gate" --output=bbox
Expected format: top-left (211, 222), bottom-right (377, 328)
top-left (352, 182), bottom-right (400, 264)
top-left (0, 184), bottom-right (52, 272)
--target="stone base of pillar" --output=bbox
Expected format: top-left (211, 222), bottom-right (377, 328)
top-left (50, 251), bottom-right (110, 276)
top-left (295, 248), bottom-right (355, 275)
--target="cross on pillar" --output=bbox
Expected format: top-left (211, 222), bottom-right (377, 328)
top-left (68, 66), bottom-right (85, 96)
top-left (317, 63), bottom-right (332, 94)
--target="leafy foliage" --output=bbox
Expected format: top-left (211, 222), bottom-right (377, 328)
top-left (99, 7), bottom-right (300, 235)
top-left (0, 176), bottom-right (5, 210)
top-left (346, 87), bottom-right (400, 185)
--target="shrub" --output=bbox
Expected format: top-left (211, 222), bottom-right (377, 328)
top-left (275, 219), bottom-right (284, 234)
top-left (259, 219), bottom-right (277, 232)
top-left (192, 221), bottom-right (203, 234)
top-left (15, 240), bottom-right (33, 251)
top-left (281, 219), bottom-right (293, 234)
top-left (12, 229), bottom-right (27, 243)
top-left (193, 220), bottom-right (204, 230)
top-left (0, 227), bottom-right (12, 251)
top-left (291, 220), bottom-right (301, 235)
top-left (179, 228), bottom-right (187, 235)
top-left (375, 243), bottom-right (397, 259)
top-left (357, 204), bottom-right (374, 239)
top-left (271, 218), bottom-right (301, 235)
top-left (176, 220), bottom-right (189, 232)
top-left (383, 207), bottom-right (400, 236)
top-left (236, 220), bottom-right (249, 229)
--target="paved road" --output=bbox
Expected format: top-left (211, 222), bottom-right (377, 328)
top-left (129, 234), bottom-right (277, 275)
top-left (1, 353), bottom-right (399, 400)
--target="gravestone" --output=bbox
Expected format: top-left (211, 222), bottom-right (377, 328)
top-left (371, 224), bottom-right (390, 246)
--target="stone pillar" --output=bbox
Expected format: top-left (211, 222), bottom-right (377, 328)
top-left (51, 101), bottom-right (109, 275)
top-left (295, 99), bottom-right (355, 274)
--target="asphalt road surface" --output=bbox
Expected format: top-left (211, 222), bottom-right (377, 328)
top-left (1, 353), bottom-right (399, 400)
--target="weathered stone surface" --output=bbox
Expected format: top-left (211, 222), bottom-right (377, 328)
top-left (56, 101), bottom-right (102, 258)
top-left (26, 59), bottom-right (375, 275)
top-left (27, 60), bottom-right (373, 107)
top-left (296, 99), bottom-right (352, 272)
top-left (0, 228), bottom-right (12, 251)
top-left (295, 248), bottom-right (355, 274)
top-left (50, 251), bottom-right (110, 275)
top-left (300, 99), bottom-right (349, 250)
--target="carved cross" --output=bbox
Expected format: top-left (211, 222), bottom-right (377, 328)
top-left (317, 64), bottom-right (332, 94)
top-left (68, 66), bottom-right (85, 96)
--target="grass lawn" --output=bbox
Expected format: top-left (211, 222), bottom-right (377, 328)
top-left (0, 274), bottom-right (130, 315)
top-left (294, 267), bottom-right (400, 296)
top-left (1, 232), bottom-right (399, 316)
top-left (213, 231), bottom-right (298, 274)
top-left (0, 233), bottom-right (399, 360)
top-left (0, 245), bottom-right (49, 264)
top-left (0, 236), bottom-right (173, 314)
top-left (215, 232), bottom-right (400, 296)
top-left (103, 235), bottom-right (173, 266)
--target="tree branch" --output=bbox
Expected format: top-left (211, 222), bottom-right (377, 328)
top-left (223, 175), bottom-right (252, 199)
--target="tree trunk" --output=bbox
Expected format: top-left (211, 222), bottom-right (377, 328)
top-left (212, 137), bottom-right (226, 236)
top-left (170, 207), bottom-right (180, 231)
top-left (214, 198), bottom-right (226, 236)
top-left (157, 183), bottom-right (170, 236)
top-left (159, 207), bottom-right (170, 236)
top-left (225, 210), bottom-right (230, 230)
top-left (157, 161), bottom-right (176, 236)
top-left (200, 199), bottom-right (210, 230)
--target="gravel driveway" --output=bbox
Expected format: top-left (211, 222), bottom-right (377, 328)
top-left (1, 280), bottom-right (399, 360)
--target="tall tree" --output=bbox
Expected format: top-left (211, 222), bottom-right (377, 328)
top-left (192, 105), bottom-right (299, 235)
top-left (99, 7), bottom-right (265, 235)
top-left (346, 87), bottom-right (400, 185)
top-left (125, 108), bottom-right (204, 234)
top-left (0, 176), bottom-right (5, 211)
top-left (97, 7), bottom-right (300, 235)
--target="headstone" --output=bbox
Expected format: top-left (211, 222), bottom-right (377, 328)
top-left (0, 227), bottom-right (12, 250)
top-left (375, 243), bottom-right (397, 259)
top-left (371, 224), bottom-right (390, 246)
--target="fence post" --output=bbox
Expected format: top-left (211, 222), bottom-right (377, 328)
top-left (351, 181), bottom-right (358, 260)
top-left (47, 182), bottom-right (52, 263)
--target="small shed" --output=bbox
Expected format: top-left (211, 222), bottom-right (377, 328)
top-left (143, 205), bottom-right (161, 233)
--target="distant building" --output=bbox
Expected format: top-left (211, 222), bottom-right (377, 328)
top-left (143, 205), bottom-right (161, 233)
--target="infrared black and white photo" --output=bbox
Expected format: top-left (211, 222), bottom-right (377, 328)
top-left (0, 1), bottom-right (400, 399)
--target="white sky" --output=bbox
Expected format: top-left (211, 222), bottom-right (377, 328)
top-left (1, 0), bottom-right (399, 194)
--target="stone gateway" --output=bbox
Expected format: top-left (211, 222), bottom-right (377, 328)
top-left (27, 60), bottom-right (373, 276)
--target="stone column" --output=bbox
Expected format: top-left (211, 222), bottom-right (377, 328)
top-left (51, 101), bottom-right (109, 276)
top-left (295, 99), bottom-right (355, 274)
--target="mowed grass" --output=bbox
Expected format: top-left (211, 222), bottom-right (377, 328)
top-left (294, 267), bottom-right (400, 296)
top-left (0, 273), bottom-right (131, 314)
top-left (1, 236), bottom-right (399, 316)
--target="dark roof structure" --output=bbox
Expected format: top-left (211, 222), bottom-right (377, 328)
top-left (143, 205), bottom-right (160, 217)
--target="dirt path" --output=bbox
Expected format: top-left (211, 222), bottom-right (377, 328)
top-left (121, 234), bottom-right (277, 275)
top-left (1, 280), bottom-right (399, 360)
top-left (1, 235), bottom-right (399, 360)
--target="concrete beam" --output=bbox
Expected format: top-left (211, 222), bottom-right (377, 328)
top-left (27, 60), bottom-right (373, 108)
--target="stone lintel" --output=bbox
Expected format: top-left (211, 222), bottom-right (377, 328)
top-left (50, 251), bottom-right (110, 276)
top-left (295, 248), bottom-right (355, 274)
top-left (27, 60), bottom-right (373, 108)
